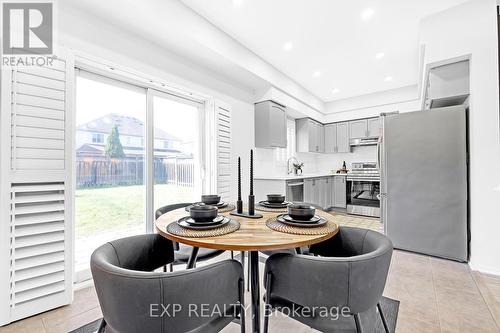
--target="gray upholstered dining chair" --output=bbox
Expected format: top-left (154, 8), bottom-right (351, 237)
top-left (263, 227), bottom-right (393, 333)
top-left (91, 234), bottom-right (245, 333)
top-left (156, 203), bottom-right (226, 269)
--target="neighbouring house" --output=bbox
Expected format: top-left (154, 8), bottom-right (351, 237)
top-left (75, 113), bottom-right (185, 158)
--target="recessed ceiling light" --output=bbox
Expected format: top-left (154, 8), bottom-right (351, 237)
top-left (313, 71), bottom-right (321, 77)
top-left (375, 52), bottom-right (385, 59)
top-left (332, 88), bottom-right (340, 94)
top-left (232, 0), bottom-right (243, 6)
top-left (283, 42), bottom-right (293, 51)
top-left (361, 8), bottom-right (374, 20)
top-left (384, 76), bottom-right (393, 82)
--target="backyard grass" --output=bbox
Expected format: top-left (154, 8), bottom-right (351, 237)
top-left (75, 184), bottom-right (195, 237)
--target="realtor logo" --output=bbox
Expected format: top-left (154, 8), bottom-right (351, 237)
top-left (2, 2), bottom-right (53, 55)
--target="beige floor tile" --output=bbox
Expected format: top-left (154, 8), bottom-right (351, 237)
top-left (0, 316), bottom-right (46, 333)
top-left (42, 307), bottom-right (102, 333)
top-left (431, 259), bottom-right (499, 332)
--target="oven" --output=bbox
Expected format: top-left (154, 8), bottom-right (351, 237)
top-left (346, 162), bottom-right (380, 218)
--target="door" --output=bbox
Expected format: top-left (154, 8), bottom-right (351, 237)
top-left (317, 123), bottom-right (325, 153)
top-left (269, 104), bottom-right (287, 148)
top-left (333, 176), bottom-right (347, 208)
top-left (383, 106), bottom-right (468, 261)
top-left (349, 119), bottom-right (368, 139)
top-left (336, 122), bottom-right (350, 153)
top-left (312, 178), bottom-right (321, 206)
top-left (307, 120), bottom-right (317, 152)
top-left (324, 177), bottom-right (332, 208)
top-left (367, 118), bottom-right (381, 137)
top-left (152, 92), bottom-right (204, 213)
top-left (304, 178), bottom-right (314, 204)
top-left (75, 71), bottom-right (147, 281)
top-left (324, 124), bottom-right (337, 153)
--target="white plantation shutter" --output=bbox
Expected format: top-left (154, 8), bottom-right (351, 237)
top-left (215, 101), bottom-right (232, 202)
top-left (0, 53), bottom-right (74, 325)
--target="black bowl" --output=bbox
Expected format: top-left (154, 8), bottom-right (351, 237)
top-left (201, 194), bottom-right (221, 205)
top-left (288, 204), bottom-right (315, 221)
top-left (189, 205), bottom-right (218, 222)
top-left (267, 194), bottom-right (285, 204)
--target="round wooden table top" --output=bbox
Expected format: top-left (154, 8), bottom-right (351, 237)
top-left (155, 207), bottom-right (339, 251)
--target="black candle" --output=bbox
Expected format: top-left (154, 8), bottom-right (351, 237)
top-left (238, 157), bottom-right (241, 201)
top-left (250, 149), bottom-right (254, 195)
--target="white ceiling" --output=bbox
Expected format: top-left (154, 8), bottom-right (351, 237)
top-left (181, 0), bottom-right (469, 102)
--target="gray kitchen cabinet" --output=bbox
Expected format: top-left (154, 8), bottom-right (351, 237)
top-left (349, 119), bottom-right (368, 139)
top-left (324, 122), bottom-right (349, 153)
top-left (323, 177), bottom-right (333, 208)
top-left (304, 178), bottom-right (315, 204)
top-left (336, 122), bottom-right (350, 153)
top-left (255, 100), bottom-right (287, 148)
top-left (296, 118), bottom-right (324, 153)
top-left (324, 124), bottom-right (337, 153)
top-left (367, 117), bottom-right (380, 138)
top-left (317, 122), bottom-right (325, 153)
top-left (332, 176), bottom-right (347, 208)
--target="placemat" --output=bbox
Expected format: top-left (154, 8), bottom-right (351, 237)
top-left (167, 219), bottom-right (240, 238)
top-left (219, 203), bottom-right (236, 213)
top-left (266, 216), bottom-right (338, 235)
top-left (254, 204), bottom-right (288, 213)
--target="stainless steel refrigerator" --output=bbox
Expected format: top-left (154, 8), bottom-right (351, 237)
top-left (379, 105), bottom-right (468, 262)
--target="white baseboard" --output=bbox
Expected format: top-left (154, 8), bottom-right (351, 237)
top-left (469, 262), bottom-right (500, 277)
top-left (74, 278), bottom-right (95, 291)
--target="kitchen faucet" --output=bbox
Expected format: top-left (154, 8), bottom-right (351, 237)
top-left (287, 156), bottom-right (299, 174)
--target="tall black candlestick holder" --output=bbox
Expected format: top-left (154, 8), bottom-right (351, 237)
top-left (230, 150), bottom-right (262, 219)
top-left (248, 149), bottom-right (255, 215)
top-left (236, 157), bottom-right (243, 213)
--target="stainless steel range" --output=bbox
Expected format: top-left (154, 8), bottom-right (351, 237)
top-left (346, 162), bottom-right (380, 217)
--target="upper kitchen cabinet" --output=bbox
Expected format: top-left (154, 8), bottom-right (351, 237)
top-left (349, 119), bottom-right (368, 139)
top-left (325, 122), bottom-right (350, 153)
top-left (367, 117), bottom-right (381, 138)
top-left (296, 118), bottom-right (324, 153)
top-left (349, 117), bottom-right (380, 141)
top-left (336, 122), bottom-right (350, 152)
top-left (254, 100), bottom-right (287, 148)
top-left (324, 124), bottom-right (337, 153)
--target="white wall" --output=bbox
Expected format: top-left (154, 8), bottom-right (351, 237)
top-left (420, 0), bottom-right (500, 274)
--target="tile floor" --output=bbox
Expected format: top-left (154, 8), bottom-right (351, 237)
top-left (1, 214), bottom-right (499, 333)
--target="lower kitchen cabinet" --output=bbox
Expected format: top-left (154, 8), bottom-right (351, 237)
top-left (301, 176), bottom-right (347, 209)
top-left (304, 178), bottom-right (318, 205)
top-left (332, 176), bottom-right (347, 208)
top-left (323, 177), bottom-right (332, 208)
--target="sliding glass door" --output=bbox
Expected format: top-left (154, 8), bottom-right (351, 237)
top-left (74, 72), bottom-right (147, 280)
top-left (152, 93), bottom-right (203, 212)
top-left (74, 70), bottom-right (206, 281)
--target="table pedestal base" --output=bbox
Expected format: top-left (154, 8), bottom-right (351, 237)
top-left (250, 251), bottom-right (261, 333)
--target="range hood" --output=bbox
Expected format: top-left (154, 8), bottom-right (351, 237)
top-left (424, 59), bottom-right (470, 109)
top-left (350, 137), bottom-right (378, 146)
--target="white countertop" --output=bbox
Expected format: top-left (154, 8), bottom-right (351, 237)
top-left (254, 173), bottom-right (348, 181)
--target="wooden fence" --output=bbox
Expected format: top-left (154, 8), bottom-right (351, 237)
top-left (76, 157), bottom-right (195, 188)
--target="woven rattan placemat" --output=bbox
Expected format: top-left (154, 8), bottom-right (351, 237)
top-left (219, 204), bottom-right (236, 213)
top-left (167, 219), bottom-right (240, 238)
top-left (266, 217), bottom-right (337, 235)
top-left (254, 204), bottom-right (288, 213)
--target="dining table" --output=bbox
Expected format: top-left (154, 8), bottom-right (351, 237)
top-left (155, 207), bottom-right (339, 333)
